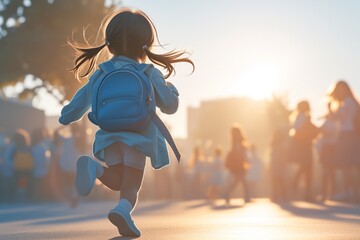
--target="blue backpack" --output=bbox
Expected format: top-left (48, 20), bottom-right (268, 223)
top-left (88, 61), bottom-right (181, 161)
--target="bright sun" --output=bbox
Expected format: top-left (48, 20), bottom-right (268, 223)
top-left (237, 63), bottom-right (281, 100)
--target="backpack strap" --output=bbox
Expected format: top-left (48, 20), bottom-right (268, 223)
top-left (150, 111), bottom-right (181, 162)
top-left (134, 64), bottom-right (153, 98)
top-left (97, 61), bottom-right (180, 160)
top-left (99, 61), bottom-right (117, 73)
top-left (136, 63), bottom-right (152, 73)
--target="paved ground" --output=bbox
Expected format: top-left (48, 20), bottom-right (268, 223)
top-left (1, 198), bottom-right (360, 240)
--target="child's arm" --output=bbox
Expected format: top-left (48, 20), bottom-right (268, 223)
top-left (150, 68), bottom-right (179, 114)
top-left (59, 82), bottom-right (92, 125)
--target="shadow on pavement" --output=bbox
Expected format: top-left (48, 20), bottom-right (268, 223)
top-left (278, 201), bottom-right (360, 224)
top-left (185, 200), bottom-right (210, 209)
top-left (109, 236), bottom-right (136, 240)
top-left (0, 229), bottom-right (110, 240)
top-left (0, 200), bottom-right (174, 225)
top-left (133, 201), bottom-right (173, 216)
top-left (0, 201), bottom-right (110, 224)
top-left (210, 204), bottom-right (244, 210)
top-left (28, 213), bottom-right (106, 225)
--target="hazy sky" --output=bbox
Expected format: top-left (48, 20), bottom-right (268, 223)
top-left (32, 0), bottom-right (360, 138)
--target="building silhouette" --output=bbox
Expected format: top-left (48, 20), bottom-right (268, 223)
top-left (0, 98), bottom-right (45, 135)
top-left (187, 97), bottom-right (274, 158)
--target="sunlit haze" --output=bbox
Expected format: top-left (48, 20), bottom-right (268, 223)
top-left (2, 2), bottom-right (360, 238)
top-left (20, 0), bottom-right (360, 138)
top-left (234, 63), bottom-right (282, 100)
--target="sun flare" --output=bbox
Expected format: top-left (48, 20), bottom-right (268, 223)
top-left (238, 63), bottom-right (281, 100)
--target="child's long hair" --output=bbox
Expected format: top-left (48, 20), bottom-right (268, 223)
top-left (69, 8), bottom-right (194, 80)
top-left (327, 80), bottom-right (356, 103)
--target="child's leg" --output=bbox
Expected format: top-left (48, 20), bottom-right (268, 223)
top-left (223, 173), bottom-right (239, 203)
top-left (98, 164), bottom-right (124, 191)
top-left (120, 166), bottom-right (144, 207)
top-left (97, 143), bottom-right (126, 191)
top-left (106, 142), bottom-right (146, 237)
top-left (75, 156), bottom-right (103, 196)
top-left (103, 142), bottom-right (146, 205)
top-left (241, 175), bottom-right (251, 203)
top-left (107, 166), bottom-right (144, 237)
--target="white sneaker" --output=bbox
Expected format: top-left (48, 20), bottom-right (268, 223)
top-left (108, 200), bottom-right (141, 238)
top-left (76, 156), bottom-right (100, 196)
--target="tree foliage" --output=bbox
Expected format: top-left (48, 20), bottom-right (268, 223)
top-left (0, 0), bottom-right (120, 101)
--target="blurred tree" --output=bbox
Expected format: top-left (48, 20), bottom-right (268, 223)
top-left (0, 0), bottom-right (121, 103)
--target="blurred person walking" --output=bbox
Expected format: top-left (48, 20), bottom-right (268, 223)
top-left (223, 124), bottom-right (250, 205)
top-left (246, 145), bottom-right (264, 200)
top-left (288, 101), bottom-right (318, 201)
top-left (11, 129), bottom-right (34, 202)
top-left (2, 135), bottom-right (16, 203)
top-left (59, 8), bottom-right (194, 238)
top-left (30, 128), bottom-right (51, 202)
top-left (270, 127), bottom-right (290, 202)
top-left (59, 122), bottom-right (87, 207)
top-left (188, 145), bottom-right (208, 199)
top-left (48, 128), bottom-right (65, 201)
top-left (207, 145), bottom-right (225, 202)
top-left (316, 103), bottom-right (338, 201)
top-left (327, 80), bottom-right (360, 202)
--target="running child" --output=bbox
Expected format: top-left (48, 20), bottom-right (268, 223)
top-left (59, 8), bottom-right (194, 237)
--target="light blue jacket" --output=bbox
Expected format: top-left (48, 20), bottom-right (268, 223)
top-left (59, 56), bottom-right (179, 169)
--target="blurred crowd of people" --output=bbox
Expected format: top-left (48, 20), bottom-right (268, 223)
top-left (271, 80), bottom-right (360, 203)
top-left (0, 122), bottom-right (101, 206)
top-left (152, 80), bottom-right (360, 205)
top-left (1, 80), bottom-right (360, 205)
top-left (175, 130), bottom-right (264, 206)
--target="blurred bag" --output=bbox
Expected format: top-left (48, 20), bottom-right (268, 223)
top-left (14, 149), bottom-right (34, 171)
top-left (225, 146), bottom-right (247, 174)
top-left (291, 120), bottom-right (318, 142)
